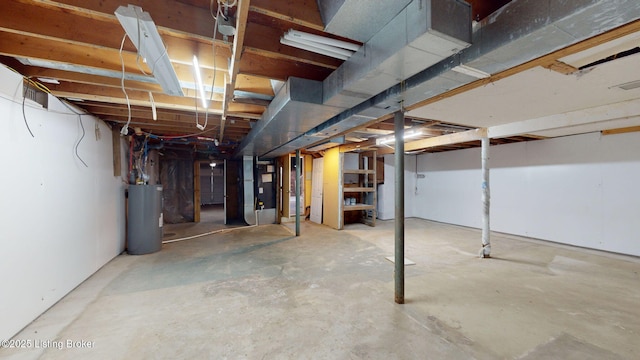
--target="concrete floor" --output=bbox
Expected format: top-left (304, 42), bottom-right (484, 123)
top-left (2, 218), bottom-right (639, 359)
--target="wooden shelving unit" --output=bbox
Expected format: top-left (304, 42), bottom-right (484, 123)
top-left (341, 150), bottom-right (377, 228)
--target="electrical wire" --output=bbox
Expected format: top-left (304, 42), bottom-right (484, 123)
top-left (196, 0), bottom-right (225, 131)
top-left (209, 0), bottom-right (219, 20)
top-left (3, 64), bottom-right (96, 167)
top-left (119, 34), bottom-right (132, 135)
top-left (75, 116), bottom-right (89, 167)
top-left (21, 78), bottom-right (35, 138)
top-left (203, 2), bottom-right (223, 139)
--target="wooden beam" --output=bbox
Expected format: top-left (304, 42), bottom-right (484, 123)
top-left (602, 125), bottom-right (640, 136)
top-left (0, 30), bottom-right (144, 73)
top-left (339, 138), bottom-right (378, 152)
top-left (238, 51), bottom-right (333, 81)
top-left (377, 128), bottom-right (488, 155)
top-left (23, 68), bottom-right (162, 93)
top-left (249, 0), bottom-right (325, 31)
top-left (542, 60), bottom-right (578, 75)
top-left (224, 0), bottom-right (252, 142)
top-left (51, 0), bottom-right (217, 40)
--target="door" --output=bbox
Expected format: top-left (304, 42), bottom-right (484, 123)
top-left (310, 157), bottom-right (323, 224)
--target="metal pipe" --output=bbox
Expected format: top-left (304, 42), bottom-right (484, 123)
top-left (480, 137), bottom-right (491, 258)
top-left (295, 149), bottom-right (301, 236)
top-left (394, 110), bottom-right (405, 304)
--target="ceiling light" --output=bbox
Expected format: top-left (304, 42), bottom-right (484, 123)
top-left (37, 77), bottom-right (60, 84)
top-left (115, 5), bottom-right (184, 96)
top-left (452, 65), bottom-right (491, 79)
top-left (192, 56), bottom-right (208, 108)
top-left (280, 29), bottom-right (359, 61)
top-left (376, 130), bottom-right (422, 145)
top-left (148, 91), bottom-right (157, 121)
top-left (280, 38), bottom-right (350, 60)
top-left (287, 30), bottom-right (360, 52)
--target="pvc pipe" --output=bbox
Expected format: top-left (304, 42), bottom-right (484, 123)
top-left (480, 137), bottom-right (491, 258)
top-left (394, 111), bottom-right (405, 304)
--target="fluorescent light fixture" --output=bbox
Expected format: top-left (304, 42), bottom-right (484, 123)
top-left (37, 77), bottom-right (60, 84)
top-left (287, 30), bottom-right (360, 52)
top-left (452, 65), bottom-right (491, 79)
top-left (280, 38), bottom-right (350, 60)
top-left (192, 56), bottom-right (208, 108)
top-left (376, 131), bottom-right (422, 145)
top-left (148, 91), bottom-right (157, 121)
top-left (115, 5), bottom-right (184, 96)
top-left (280, 29), bottom-right (360, 61)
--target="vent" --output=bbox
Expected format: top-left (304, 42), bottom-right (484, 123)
top-left (24, 82), bottom-right (48, 109)
top-left (613, 80), bottom-right (640, 91)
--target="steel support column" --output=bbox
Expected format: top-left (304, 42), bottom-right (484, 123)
top-left (481, 137), bottom-right (491, 258)
top-left (295, 149), bottom-right (301, 236)
top-left (394, 110), bottom-right (405, 304)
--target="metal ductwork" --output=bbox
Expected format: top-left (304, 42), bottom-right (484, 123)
top-left (265, 0), bottom-right (640, 157)
top-left (235, 77), bottom-right (345, 157)
top-left (462, 0), bottom-right (640, 75)
top-left (317, 0), bottom-right (413, 43)
top-left (257, 0), bottom-right (472, 158)
top-left (322, 0), bottom-right (471, 110)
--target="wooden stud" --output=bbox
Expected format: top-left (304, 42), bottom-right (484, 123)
top-left (112, 126), bottom-right (122, 177)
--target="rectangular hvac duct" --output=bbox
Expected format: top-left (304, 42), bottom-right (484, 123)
top-left (240, 0), bottom-right (471, 158)
top-left (318, 0), bottom-right (413, 43)
top-left (323, 0), bottom-right (472, 110)
top-left (235, 77), bottom-right (344, 157)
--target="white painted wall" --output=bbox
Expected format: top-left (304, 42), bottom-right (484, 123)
top-left (0, 66), bottom-right (126, 340)
top-left (377, 154), bottom-right (417, 220)
top-left (379, 131), bottom-right (640, 256)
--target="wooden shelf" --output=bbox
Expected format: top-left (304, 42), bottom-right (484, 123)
top-left (344, 187), bottom-right (375, 192)
top-left (340, 150), bottom-right (377, 229)
top-left (343, 169), bottom-right (375, 175)
top-left (344, 204), bottom-right (375, 211)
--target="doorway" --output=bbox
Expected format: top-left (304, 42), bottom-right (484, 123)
top-left (289, 154), bottom-right (304, 217)
top-left (198, 160), bottom-right (225, 225)
top-left (199, 160), bottom-right (225, 224)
